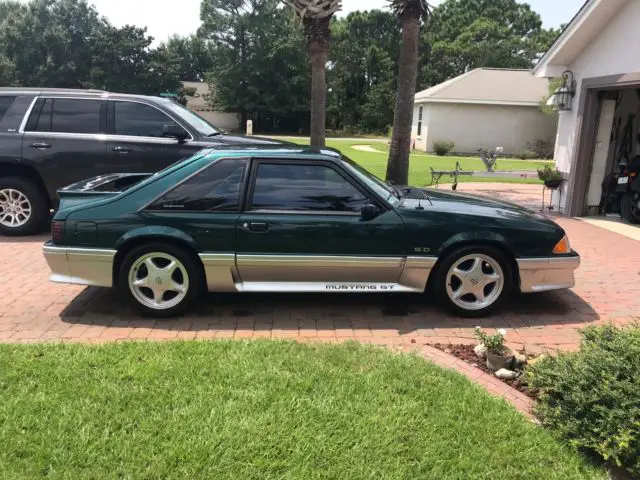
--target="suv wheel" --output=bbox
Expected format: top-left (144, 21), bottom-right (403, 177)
top-left (433, 246), bottom-right (512, 317)
top-left (0, 177), bottom-right (49, 236)
top-left (118, 243), bottom-right (202, 318)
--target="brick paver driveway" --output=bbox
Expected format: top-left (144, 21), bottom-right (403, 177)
top-left (1, 183), bottom-right (638, 352)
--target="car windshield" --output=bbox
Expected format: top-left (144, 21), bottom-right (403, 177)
top-left (159, 99), bottom-right (221, 137)
top-left (339, 156), bottom-right (401, 206)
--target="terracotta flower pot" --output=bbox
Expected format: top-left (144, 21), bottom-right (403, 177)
top-left (486, 348), bottom-right (514, 372)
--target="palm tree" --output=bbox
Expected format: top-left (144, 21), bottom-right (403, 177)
top-left (285, 0), bottom-right (342, 147)
top-left (386, 0), bottom-right (431, 185)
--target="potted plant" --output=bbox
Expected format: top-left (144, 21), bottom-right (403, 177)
top-left (474, 327), bottom-right (514, 371)
top-left (537, 165), bottom-right (563, 189)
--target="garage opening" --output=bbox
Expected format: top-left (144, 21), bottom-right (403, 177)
top-left (582, 86), bottom-right (640, 225)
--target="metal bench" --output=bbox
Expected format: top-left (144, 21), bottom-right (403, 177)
top-left (429, 162), bottom-right (473, 190)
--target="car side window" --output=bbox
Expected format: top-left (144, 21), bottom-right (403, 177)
top-left (26, 98), bottom-right (103, 134)
top-left (147, 159), bottom-right (248, 212)
top-left (249, 162), bottom-right (369, 212)
top-left (0, 96), bottom-right (15, 122)
top-left (114, 101), bottom-right (187, 138)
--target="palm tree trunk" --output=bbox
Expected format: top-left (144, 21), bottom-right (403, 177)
top-left (309, 40), bottom-right (328, 148)
top-left (386, 14), bottom-right (420, 185)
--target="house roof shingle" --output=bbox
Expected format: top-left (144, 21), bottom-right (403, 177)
top-left (414, 68), bottom-right (550, 107)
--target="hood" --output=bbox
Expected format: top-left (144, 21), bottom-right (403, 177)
top-left (398, 187), bottom-right (551, 222)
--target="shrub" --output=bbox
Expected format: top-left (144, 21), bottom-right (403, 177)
top-left (526, 139), bottom-right (555, 159)
top-left (433, 140), bottom-right (455, 156)
top-left (526, 324), bottom-right (640, 475)
top-left (516, 149), bottom-right (539, 160)
top-left (537, 164), bottom-right (562, 182)
top-left (474, 327), bottom-right (507, 354)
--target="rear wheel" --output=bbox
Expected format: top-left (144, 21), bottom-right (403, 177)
top-left (0, 177), bottom-right (49, 236)
top-left (620, 193), bottom-right (640, 224)
top-left (118, 243), bottom-right (202, 318)
top-left (433, 246), bottom-right (512, 317)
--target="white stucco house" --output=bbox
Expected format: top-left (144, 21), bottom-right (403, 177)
top-left (181, 81), bottom-right (241, 132)
top-left (533, 0), bottom-right (640, 216)
top-left (411, 68), bottom-right (557, 155)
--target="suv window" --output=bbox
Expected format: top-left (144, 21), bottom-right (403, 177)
top-left (0, 96), bottom-right (15, 122)
top-left (114, 101), bottom-right (188, 138)
top-left (148, 159), bottom-right (248, 212)
top-left (249, 163), bottom-right (369, 212)
top-left (28, 98), bottom-right (103, 134)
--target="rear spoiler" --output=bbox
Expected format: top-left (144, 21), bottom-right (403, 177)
top-left (58, 173), bottom-right (152, 197)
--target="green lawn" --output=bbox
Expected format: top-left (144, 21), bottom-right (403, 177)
top-left (0, 341), bottom-right (604, 479)
top-left (270, 137), bottom-right (551, 185)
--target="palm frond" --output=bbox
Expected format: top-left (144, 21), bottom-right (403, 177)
top-left (284, 0), bottom-right (342, 20)
top-left (387, 0), bottom-right (431, 22)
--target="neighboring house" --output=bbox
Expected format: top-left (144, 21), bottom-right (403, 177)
top-left (533, 0), bottom-right (640, 216)
top-left (411, 68), bottom-right (557, 155)
top-left (181, 81), bottom-right (241, 132)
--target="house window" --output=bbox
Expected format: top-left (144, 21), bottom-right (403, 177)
top-left (417, 106), bottom-right (423, 136)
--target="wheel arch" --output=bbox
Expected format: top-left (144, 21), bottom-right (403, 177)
top-left (0, 163), bottom-right (51, 207)
top-left (427, 236), bottom-right (520, 292)
top-left (112, 229), bottom-right (205, 286)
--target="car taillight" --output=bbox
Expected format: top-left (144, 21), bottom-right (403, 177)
top-left (51, 220), bottom-right (65, 243)
top-left (552, 235), bottom-right (571, 254)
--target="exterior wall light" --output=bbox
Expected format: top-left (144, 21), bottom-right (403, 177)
top-left (552, 70), bottom-right (576, 111)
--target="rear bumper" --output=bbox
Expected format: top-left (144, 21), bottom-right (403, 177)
top-left (43, 242), bottom-right (116, 288)
top-left (516, 253), bottom-right (580, 293)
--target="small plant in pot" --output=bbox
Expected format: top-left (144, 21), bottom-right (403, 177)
top-left (537, 165), bottom-right (563, 189)
top-left (474, 327), bottom-right (514, 371)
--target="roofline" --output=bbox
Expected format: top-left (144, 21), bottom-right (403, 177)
top-left (532, 0), bottom-right (594, 76)
top-left (414, 98), bottom-right (543, 107)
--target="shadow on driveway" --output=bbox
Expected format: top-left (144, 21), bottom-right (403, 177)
top-left (59, 286), bottom-right (598, 335)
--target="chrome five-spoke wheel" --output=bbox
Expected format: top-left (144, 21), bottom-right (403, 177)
top-left (445, 254), bottom-right (504, 311)
top-left (0, 188), bottom-right (32, 228)
top-left (435, 246), bottom-right (512, 317)
top-left (120, 244), bottom-right (201, 317)
top-left (129, 253), bottom-right (189, 310)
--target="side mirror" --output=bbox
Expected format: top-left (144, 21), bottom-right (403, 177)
top-left (360, 204), bottom-right (380, 221)
top-left (162, 124), bottom-right (188, 143)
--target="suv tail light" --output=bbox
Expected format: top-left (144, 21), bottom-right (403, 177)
top-left (51, 220), bottom-right (65, 243)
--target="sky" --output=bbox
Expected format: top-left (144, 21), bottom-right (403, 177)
top-left (37, 0), bottom-right (586, 45)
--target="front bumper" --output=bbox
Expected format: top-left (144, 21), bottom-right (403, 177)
top-left (516, 252), bottom-right (580, 293)
top-left (43, 242), bottom-right (116, 287)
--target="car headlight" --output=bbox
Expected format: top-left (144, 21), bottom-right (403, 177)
top-left (552, 235), bottom-right (571, 254)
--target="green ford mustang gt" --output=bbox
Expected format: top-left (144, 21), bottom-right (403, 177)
top-left (43, 146), bottom-right (579, 318)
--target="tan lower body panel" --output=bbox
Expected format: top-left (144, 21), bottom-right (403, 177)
top-left (200, 254), bottom-right (437, 293)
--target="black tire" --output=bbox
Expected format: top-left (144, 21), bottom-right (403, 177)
top-left (620, 193), bottom-right (640, 224)
top-left (117, 243), bottom-right (203, 318)
top-left (0, 176), bottom-right (49, 236)
top-left (432, 246), bottom-right (513, 318)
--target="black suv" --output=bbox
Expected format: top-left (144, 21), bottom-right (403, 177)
top-left (0, 88), bottom-right (285, 236)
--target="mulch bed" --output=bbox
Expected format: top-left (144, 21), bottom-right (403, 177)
top-left (431, 343), bottom-right (537, 400)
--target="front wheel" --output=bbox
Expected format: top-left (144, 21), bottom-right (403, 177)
top-left (620, 193), bottom-right (640, 224)
top-left (433, 246), bottom-right (512, 317)
top-left (118, 243), bottom-right (202, 318)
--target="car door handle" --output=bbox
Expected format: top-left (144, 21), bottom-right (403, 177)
top-left (30, 142), bottom-right (51, 149)
top-left (244, 221), bottom-right (268, 232)
top-left (112, 146), bottom-right (131, 153)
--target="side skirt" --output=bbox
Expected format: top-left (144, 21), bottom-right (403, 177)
top-left (198, 254), bottom-right (437, 294)
top-left (237, 282), bottom-right (421, 293)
